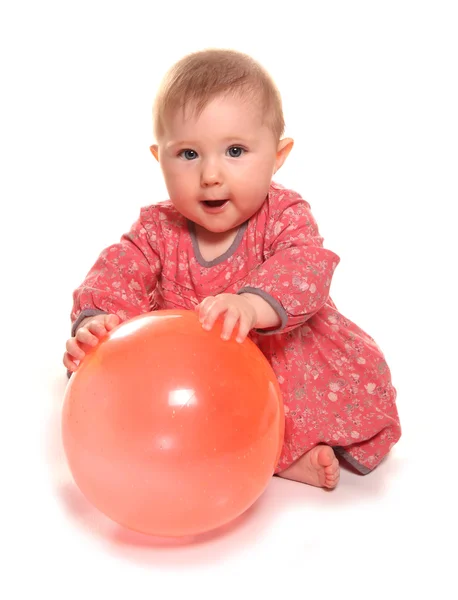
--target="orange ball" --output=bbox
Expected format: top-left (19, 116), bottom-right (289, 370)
top-left (62, 310), bottom-right (284, 537)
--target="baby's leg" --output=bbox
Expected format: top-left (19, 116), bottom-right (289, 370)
top-left (277, 445), bottom-right (340, 489)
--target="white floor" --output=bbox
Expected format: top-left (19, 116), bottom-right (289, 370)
top-left (2, 2), bottom-right (457, 599)
top-left (4, 362), bottom-right (456, 598)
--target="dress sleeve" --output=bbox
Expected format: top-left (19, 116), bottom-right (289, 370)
top-left (70, 207), bottom-right (162, 334)
top-left (237, 191), bottom-right (340, 335)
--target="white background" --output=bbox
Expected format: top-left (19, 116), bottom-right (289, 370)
top-left (1, 1), bottom-right (457, 598)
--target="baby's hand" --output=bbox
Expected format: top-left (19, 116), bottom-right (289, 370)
top-left (63, 314), bottom-right (120, 373)
top-left (197, 294), bottom-right (257, 343)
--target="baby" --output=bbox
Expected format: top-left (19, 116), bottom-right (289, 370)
top-left (64, 49), bottom-right (401, 489)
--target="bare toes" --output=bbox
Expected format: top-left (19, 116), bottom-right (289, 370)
top-left (324, 458), bottom-right (340, 488)
top-left (316, 445), bottom-right (336, 468)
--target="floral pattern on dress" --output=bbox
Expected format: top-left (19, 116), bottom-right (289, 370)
top-left (71, 181), bottom-right (401, 474)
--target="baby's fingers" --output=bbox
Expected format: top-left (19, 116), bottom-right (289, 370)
top-left (199, 297), bottom-right (220, 330)
top-left (84, 314), bottom-right (120, 340)
top-left (66, 337), bottom-right (85, 361)
top-left (235, 316), bottom-right (252, 343)
top-left (63, 351), bottom-right (80, 373)
top-left (75, 326), bottom-right (99, 347)
top-left (85, 319), bottom-right (110, 339)
top-left (104, 314), bottom-right (120, 330)
top-left (198, 297), bottom-right (216, 324)
top-left (221, 308), bottom-right (240, 341)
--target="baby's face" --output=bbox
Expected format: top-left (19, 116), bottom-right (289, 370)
top-left (153, 94), bottom-right (281, 234)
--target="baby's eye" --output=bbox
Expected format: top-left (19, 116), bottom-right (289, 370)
top-left (179, 149), bottom-right (198, 160)
top-left (227, 146), bottom-right (245, 158)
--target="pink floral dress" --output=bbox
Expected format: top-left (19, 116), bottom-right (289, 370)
top-left (71, 181), bottom-right (401, 474)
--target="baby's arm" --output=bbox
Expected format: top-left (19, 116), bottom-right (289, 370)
top-left (237, 191), bottom-right (340, 335)
top-left (240, 292), bottom-right (281, 330)
top-left (65, 207), bottom-right (162, 371)
top-left (197, 192), bottom-right (338, 341)
top-left (71, 207), bottom-right (161, 328)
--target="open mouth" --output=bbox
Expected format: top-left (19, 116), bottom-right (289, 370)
top-left (202, 199), bottom-right (228, 208)
top-left (200, 199), bottom-right (230, 213)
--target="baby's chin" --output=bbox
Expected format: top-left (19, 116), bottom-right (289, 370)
top-left (194, 221), bottom-right (239, 235)
top-left (192, 216), bottom-right (245, 236)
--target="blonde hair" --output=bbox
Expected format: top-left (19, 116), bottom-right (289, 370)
top-left (153, 48), bottom-right (285, 141)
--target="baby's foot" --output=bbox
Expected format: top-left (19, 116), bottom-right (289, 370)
top-left (277, 445), bottom-right (340, 489)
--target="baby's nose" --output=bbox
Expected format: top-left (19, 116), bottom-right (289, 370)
top-left (200, 160), bottom-right (222, 187)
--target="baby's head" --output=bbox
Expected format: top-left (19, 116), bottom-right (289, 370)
top-left (151, 49), bottom-right (293, 234)
top-left (153, 48), bottom-right (285, 143)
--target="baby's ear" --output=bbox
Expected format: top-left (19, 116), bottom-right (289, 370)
top-left (150, 145), bottom-right (159, 161)
top-left (274, 138), bottom-right (294, 173)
